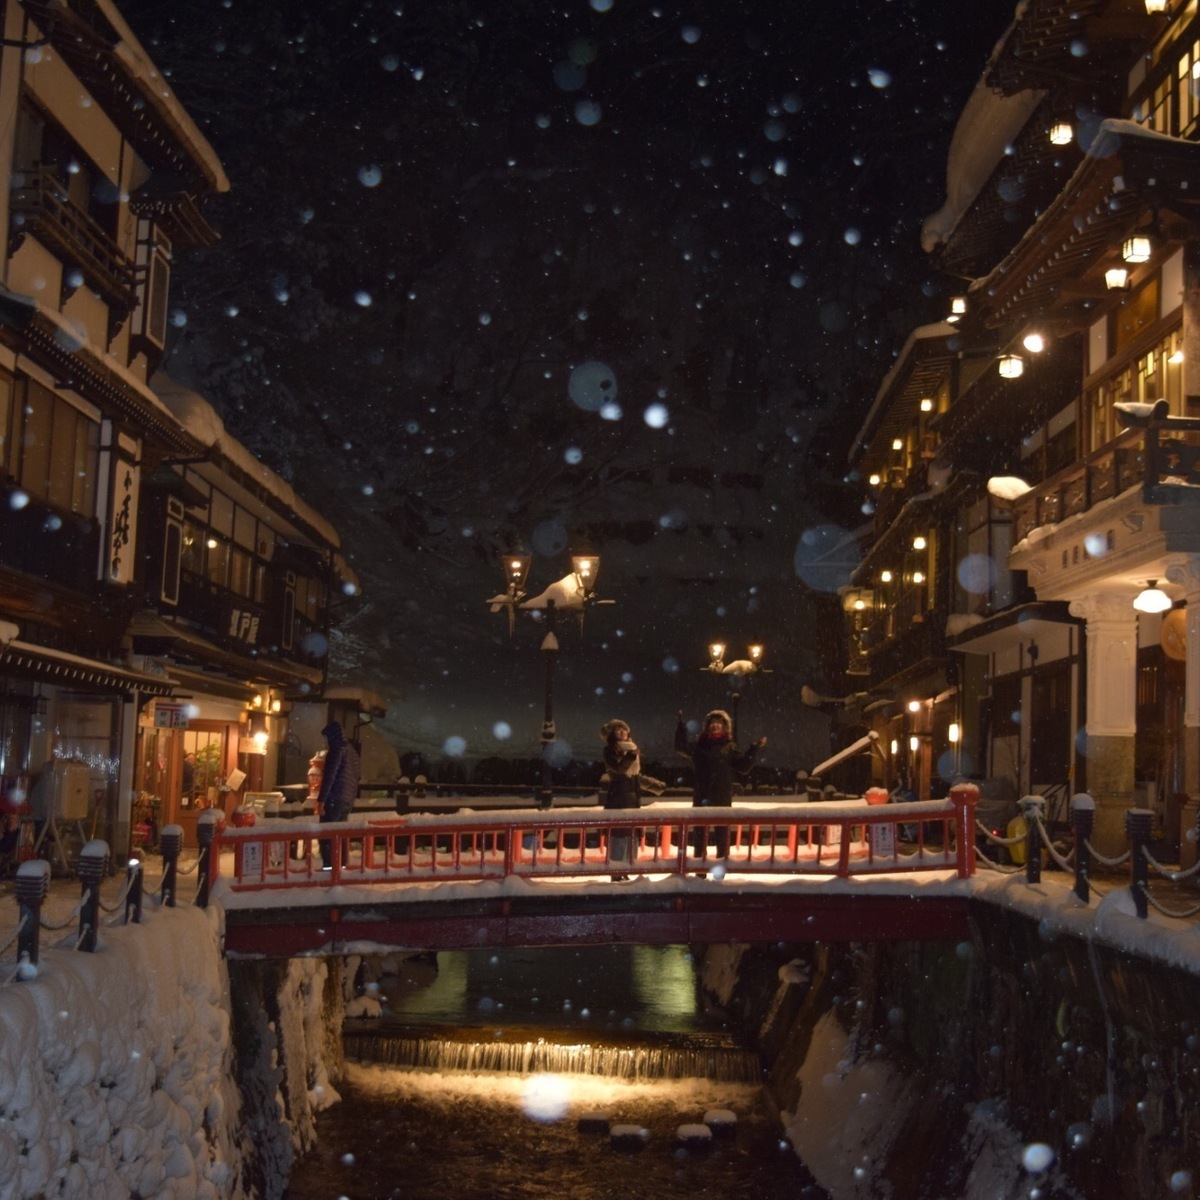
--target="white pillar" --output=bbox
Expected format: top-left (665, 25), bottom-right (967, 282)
top-left (1069, 590), bottom-right (1138, 855)
top-left (1069, 591), bottom-right (1138, 737)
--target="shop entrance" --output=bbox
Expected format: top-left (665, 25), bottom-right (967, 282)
top-left (135, 719), bottom-right (239, 850)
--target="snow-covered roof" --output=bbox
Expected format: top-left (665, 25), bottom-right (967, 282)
top-left (848, 322), bottom-right (957, 464)
top-left (152, 372), bottom-right (341, 550)
top-left (921, 64), bottom-right (1045, 254)
top-left (92, 0), bottom-right (230, 193)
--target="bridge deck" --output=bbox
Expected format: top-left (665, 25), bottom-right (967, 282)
top-left (209, 796), bottom-right (978, 957)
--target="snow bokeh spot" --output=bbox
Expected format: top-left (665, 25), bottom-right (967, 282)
top-left (644, 404), bottom-right (669, 429)
top-left (532, 519), bottom-right (569, 556)
top-left (1021, 1143), bottom-right (1055, 1173)
top-left (957, 554), bottom-right (997, 595)
top-left (794, 524), bottom-right (858, 593)
top-left (575, 100), bottom-right (603, 126)
top-left (492, 722), bottom-right (512, 740)
top-left (568, 361), bottom-right (617, 411)
top-left (543, 740), bottom-right (573, 768)
top-left (357, 164), bottom-right (383, 187)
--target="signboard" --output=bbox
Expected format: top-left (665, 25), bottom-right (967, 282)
top-left (154, 704), bottom-right (189, 729)
top-left (870, 822), bottom-right (896, 857)
top-left (241, 842), bottom-right (263, 881)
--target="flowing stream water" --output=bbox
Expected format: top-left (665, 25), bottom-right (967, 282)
top-left (283, 944), bottom-right (827, 1200)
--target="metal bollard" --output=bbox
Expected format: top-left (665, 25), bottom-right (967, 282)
top-left (15, 859), bottom-right (50, 975)
top-left (1070, 793), bottom-right (1095, 903)
top-left (125, 858), bottom-right (143, 924)
top-left (160, 824), bottom-right (183, 908)
top-left (196, 809), bottom-right (222, 908)
top-left (1021, 795), bottom-right (1045, 885)
top-left (1126, 807), bottom-right (1155, 919)
top-left (77, 840), bottom-right (110, 953)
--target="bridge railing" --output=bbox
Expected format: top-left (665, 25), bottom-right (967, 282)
top-left (208, 791), bottom-right (977, 894)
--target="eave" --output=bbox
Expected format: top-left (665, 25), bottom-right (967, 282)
top-left (971, 121), bottom-right (1200, 332)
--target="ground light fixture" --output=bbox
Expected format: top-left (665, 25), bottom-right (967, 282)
top-left (998, 354), bottom-right (1025, 379)
top-left (1049, 122), bottom-right (1073, 145)
top-left (1133, 580), bottom-right (1172, 614)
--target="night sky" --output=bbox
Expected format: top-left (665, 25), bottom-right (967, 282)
top-left (118, 0), bottom-right (1015, 771)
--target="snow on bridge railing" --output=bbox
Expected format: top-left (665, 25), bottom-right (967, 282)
top-left (207, 787), bottom-right (978, 894)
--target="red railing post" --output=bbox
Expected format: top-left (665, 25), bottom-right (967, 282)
top-left (949, 782), bottom-right (979, 878)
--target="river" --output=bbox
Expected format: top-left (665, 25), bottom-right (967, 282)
top-left (282, 944), bottom-right (827, 1200)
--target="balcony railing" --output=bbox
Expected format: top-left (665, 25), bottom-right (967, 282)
top-left (9, 170), bottom-right (138, 313)
top-left (1013, 428), bottom-right (1144, 543)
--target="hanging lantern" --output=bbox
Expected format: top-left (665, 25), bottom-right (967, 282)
top-left (998, 354), bottom-right (1025, 379)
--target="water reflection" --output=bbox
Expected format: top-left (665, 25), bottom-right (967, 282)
top-left (371, 944), bottom-right (726, 1035)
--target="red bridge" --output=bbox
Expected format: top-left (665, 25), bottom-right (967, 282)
top-left (211, 794), bottom-right (977, 958)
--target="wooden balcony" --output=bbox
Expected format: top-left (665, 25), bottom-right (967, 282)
top-left (9, 170), bottom-right (138, 314)
top-left (1013, 429), bottom-right (1144, 544)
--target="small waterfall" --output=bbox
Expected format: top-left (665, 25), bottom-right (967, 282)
top-left (344, 1030), bottom-right (762, 1084)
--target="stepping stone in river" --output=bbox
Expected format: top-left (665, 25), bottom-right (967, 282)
top-left (610, 1124), bottom-right (650, 1152)
top-left (703, 1108), bottom-right (738, 1139)
top-left (676, 1123), bottom-right (713, 1152)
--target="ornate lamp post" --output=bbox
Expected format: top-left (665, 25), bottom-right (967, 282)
top-left (702, 640), bottom-right (768, 741)
top-left (487, 551), bottom-right (611, 806)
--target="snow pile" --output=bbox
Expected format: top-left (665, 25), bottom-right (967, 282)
top-left (0, 905), bottom-right (251, 1200)
top-left (781, 1011), bottom-right (916, 1198)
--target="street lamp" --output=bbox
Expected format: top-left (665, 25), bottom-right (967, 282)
top-left (702, 640), bottom-right (769, 740)
top-left (487, 551), bottom-right (611, 806)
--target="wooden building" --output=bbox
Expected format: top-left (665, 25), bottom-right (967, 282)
top-left (843, 1), bottom-right (1200, 853)
top-left (0, 0), bottom-right (355, 863)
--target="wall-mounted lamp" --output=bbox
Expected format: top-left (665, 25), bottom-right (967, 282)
top-left (907, 699), bottom-right (921, 714)
top-left (912, 570), bottom-right (925, 584)
top-left (249, 693), bottom-right (264, 710)
top-left (880, 569), bottom-right (893, 583)
top-left (1169, 349), bottom-right (1185, 365)
top-left (947, 296), bottom-right (967, 323)
top-left (1133, 579), bottom-right (1172, 614)
top-left (909, 735), bottom-right (920, 753)
top-left (1022, 332), bottom-right (1046, 354)
top-left (1048, 122), bottom-right (1073, 146)
top-left (998, 354), bottom-right (1025, 379)
top-left (920, 397), bottom-right (934, 413)
top-left (1105, 266), bottom-right (1130, 290)
top-left (868, 473), bottom-right (881, 486)
top-left (948, 722), bottom-right (960, 744)
top-left (912, 535), bottom-right (927, 551)
top-left (1144, 0), bottom-right (1167, 13)
top-left (892, 438), bottom-right (903, 451)
top-left (1123, 234), bottom-right (1152, 264)
top-left (890, 739), bottom-right (899, 756)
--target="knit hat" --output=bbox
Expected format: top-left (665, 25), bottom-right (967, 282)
top-left (600, 718), bottom-right (631, 739)
top-left (704, 709), bottom-right (732, 729)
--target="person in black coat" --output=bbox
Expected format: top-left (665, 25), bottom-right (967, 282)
top-left (317, 721), bottom-right (362, 870)
top-left (675, 708), bottom-right (766, 861)
top-left (601, 719), bottom-right (640, 880)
